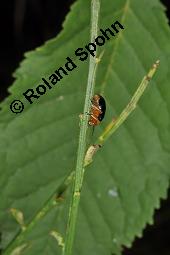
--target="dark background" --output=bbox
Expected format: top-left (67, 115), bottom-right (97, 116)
top-left (0, 1), bottom-right (170, 254)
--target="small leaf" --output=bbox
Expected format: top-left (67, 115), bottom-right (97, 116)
top-left (50, 230), bottom-right (64, 248)
top-left (11, 244), bottom-right (28, 255)
top-left (10, 208), bottom-right (25, 231)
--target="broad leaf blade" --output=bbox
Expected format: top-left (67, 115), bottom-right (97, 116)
top-left (0, 0), bottom-right (170, 255)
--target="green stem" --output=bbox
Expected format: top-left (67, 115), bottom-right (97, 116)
top-left (3, 171), bottom-right (74, 255)
top-left (98, 60), bottom-right (160, 144)
top-left (63, 1), bottom-right (100, 255)
top-left (83, 60), bottom-right (160, 166)
top-left (3, 195), bottom-right (58, 255)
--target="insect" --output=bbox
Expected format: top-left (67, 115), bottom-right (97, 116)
top-left (88, 94), bottom-right (106, 126)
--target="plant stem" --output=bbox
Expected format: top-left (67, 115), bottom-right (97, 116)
top-left (98, 60), bottom-right (160, 145)
top-left (3, 171), bottom-right (74, 255)
top-left (3, 195), bottom-right (59, 255)
top-left (63, 1), bottom-right (100, 255)
top-left (83, 60), bottom-right (160, 166)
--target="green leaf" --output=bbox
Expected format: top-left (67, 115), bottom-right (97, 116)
top-left (0, 0), bottom-right (170, 254)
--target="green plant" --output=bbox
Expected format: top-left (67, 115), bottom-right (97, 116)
top-left (0, 0), bottom-right (170, 255)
